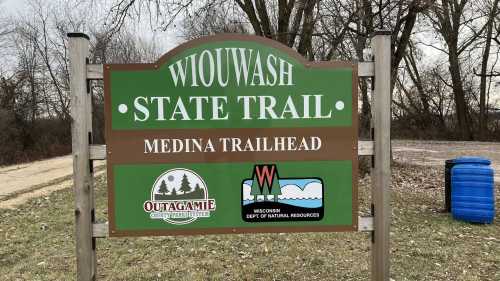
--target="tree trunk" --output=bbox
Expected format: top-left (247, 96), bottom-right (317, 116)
top-left (297, 0), bottom-right (317, 57)
top-left (478, 0), bottom-right (499, 140)
top-left (360, 80), bottom-right (371, 138)
top-left (448, 47), bottom-right (472, 140)
top-left (357, 0), bottom-right (374, 139)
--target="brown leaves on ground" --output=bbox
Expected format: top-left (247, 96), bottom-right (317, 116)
top-left (0, 162), bottom-right (498, 281)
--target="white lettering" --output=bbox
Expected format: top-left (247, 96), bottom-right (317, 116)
top-left (198, 50), bottom-right (215, 87)
top-left (150, 96), bottom-right (171, 121)
top-left (215, 48), bottom-right (230, 87)
top-left (266, 54), bottom-right (277, 86)
top-left (168, 59), bottom-right (188, 87)
top-left (211, 96), bottom-right (228, 120)
top-left (144, 139), bottom-right (158, 153)
top-left (170, 97), bottom-right (191, 120)
top-left (258, 96), bottom-right (279, 120)
top-left (237, 96), bottom-right (257, 120)
top-left (279, 58), bottom-right (293, 86)
top-left (134, 96), bottom-right (149, 121)
top-left (231, 48), bottom-right (252, 86)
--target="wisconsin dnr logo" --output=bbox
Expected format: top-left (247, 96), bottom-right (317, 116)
top-left (242, 164), bottom-right (324, 222)
top-left (143, 168), bottom-right (216, 225)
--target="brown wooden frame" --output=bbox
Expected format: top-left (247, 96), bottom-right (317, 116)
top-left (69, 32), bottom-right (391, 281)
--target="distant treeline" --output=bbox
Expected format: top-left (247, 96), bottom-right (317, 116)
top-left (0, 1), bottom-right (158, 165)
top-left (1, 0), bottom-right (500, 166)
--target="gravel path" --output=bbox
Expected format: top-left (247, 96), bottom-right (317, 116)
top-left (0, 156), bottom-right (104, 201)
top-left (393, 140), bottom-right (500, 182)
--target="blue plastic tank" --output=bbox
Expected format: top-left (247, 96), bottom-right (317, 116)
top-left (451, 157), bottom-right (495, 223)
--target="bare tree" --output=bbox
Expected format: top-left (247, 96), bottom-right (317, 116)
top-left (477, 0), bottom-right (500, 139)
top-left (105, 0), bottom-right (322, 57)
top-left (181, 2), bottom-right (248, 39)
top-left (427, 0), bottom-right (489, 140)
top-left (89, 28), bottom-right (160, 143)
top-left (13, 1), bottom-right (72, 122)
top-left (0, 0), bottom-right (163, 164)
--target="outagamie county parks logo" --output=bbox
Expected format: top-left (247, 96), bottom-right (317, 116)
top-left (143, 168), bottom-right (216, 225)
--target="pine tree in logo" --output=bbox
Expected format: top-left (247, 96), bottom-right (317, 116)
top-left (270, 176), bottom-right (281, 202)
top-left (250, 176), bottom-right (260, 202)
top-left (158, 180), bottom-right (169, 195)
top-left (179, 174), bottom-right (192, 194)
top-left (261, 180), bottom-right (270, 201)
top-left (193, 183), bottom-right (204, 197)
top-left (249, 165), bottom-right (282, 202)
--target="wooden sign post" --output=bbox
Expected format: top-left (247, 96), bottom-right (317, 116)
top-left (68, 33), bottom-right (97, 281)
top-left (371, 30), bottom-right (392, 281)
top-left (68, 30), bottom-right (391, 281)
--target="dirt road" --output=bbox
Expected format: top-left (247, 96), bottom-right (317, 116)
top-left (0, 155), bottom-right (75, 199)
top-left (0, 140), bottom-right (498, 207)
top-left (0, 156), bottom-right (104, 208)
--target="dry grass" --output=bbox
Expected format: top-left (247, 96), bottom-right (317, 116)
top-left (0, 163), bottom-right (498, 281)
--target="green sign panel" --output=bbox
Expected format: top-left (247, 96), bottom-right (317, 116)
top-left (104, 34), bottom-right (358, 236)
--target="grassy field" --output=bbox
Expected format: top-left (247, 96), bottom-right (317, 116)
top-left (0, 163), bottom-right (498, 281)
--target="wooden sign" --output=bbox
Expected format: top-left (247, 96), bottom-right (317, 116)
top-left (104, 34), bottom-right (358, 236)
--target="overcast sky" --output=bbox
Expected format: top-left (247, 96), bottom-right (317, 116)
top-left (1, 0), bottom-right (498, 107)
top-left (1, 0), bottom-right (441, 59)
top-left (1, 0), bottom-right (182, 53)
